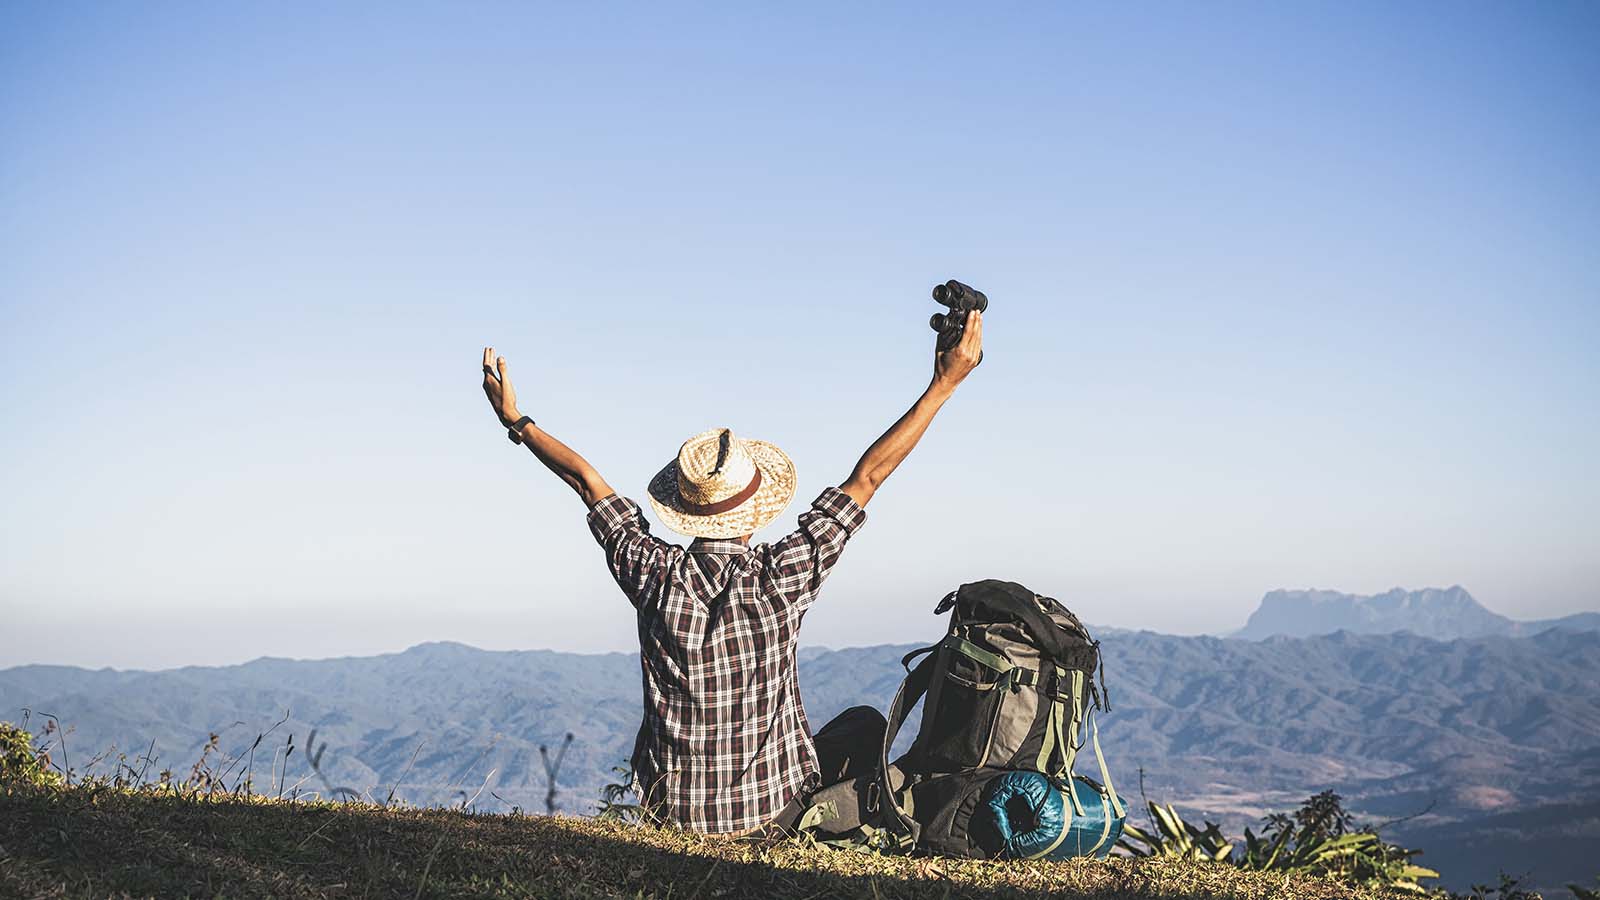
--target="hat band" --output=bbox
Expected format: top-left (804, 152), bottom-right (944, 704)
top-left (680, 469), bottom-right (763, 516)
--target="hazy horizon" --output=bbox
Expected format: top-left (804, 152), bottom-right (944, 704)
top-left (4, 3), bottom-right (1597, 671)
top-left (4, 581), bottom-right (1590, 674)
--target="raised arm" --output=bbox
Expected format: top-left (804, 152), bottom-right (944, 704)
top-left (481, 347), bottom-right (615, 508)
top-left (840, 310), bottom-right (983, 508)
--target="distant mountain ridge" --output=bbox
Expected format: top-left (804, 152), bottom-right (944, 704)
top-left (6, 629), bottom-right (1600, 892)
top-left (1233, 585), bottom-right (1600, 640)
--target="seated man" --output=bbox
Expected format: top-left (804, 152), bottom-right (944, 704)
top-left (478, 312), bottom-right (982, 834)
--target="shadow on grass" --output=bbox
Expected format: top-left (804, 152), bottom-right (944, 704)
top-left (0, 786), bottom-right (1363, 900)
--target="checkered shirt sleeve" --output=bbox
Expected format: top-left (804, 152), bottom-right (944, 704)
top-left (586, 493), bottom-right (681, 610)
top-left (757, 486), bottom-right (868, 612)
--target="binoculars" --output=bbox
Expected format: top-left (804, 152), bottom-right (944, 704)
top-left (928, 279), bottom-right (988, 351)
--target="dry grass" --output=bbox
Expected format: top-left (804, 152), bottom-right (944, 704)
top-left (0, 783), bottom-right (1421, 899)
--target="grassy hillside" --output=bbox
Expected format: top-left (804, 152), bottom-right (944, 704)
top-left (0, 784), bottom-right (1422, 900)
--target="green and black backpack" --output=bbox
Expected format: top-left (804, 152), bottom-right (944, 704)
top-left (797, 579), bottom-right (1126, 860)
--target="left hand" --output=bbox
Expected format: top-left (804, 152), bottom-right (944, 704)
top-left (481, 346), bottom-right (520, 426)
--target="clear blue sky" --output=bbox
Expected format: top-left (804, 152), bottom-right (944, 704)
top-left (2, 2), bottom-right (1596, 669)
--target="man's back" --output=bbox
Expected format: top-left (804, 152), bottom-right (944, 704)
top-left (587, 487), bottom-right (866, 833)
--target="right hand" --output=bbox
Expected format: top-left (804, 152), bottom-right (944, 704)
top-left (934, 309), bottom-right (983, 388)
top-left (481, 346), bottom-right (521, 426)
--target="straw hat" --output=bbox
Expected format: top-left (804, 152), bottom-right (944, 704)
top-left (647, 428), bottom-right (797, 539)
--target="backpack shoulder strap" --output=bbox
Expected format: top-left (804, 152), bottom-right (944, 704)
top-left (872, 647), bottom-right (937, 849)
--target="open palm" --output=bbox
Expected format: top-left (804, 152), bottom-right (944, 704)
top-left (481, 346), bottom-right (519, 425)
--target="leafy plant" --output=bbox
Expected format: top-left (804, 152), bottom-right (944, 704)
top-left (1120, 801), bottom-right (1235, 861)
top-left (596, 764), bottom-right (644, 823)
top-left (1568, 876), bottom-right (1600, 900)
top-left (1119, 790), bottom-right (1438, 893)
top-left (0, 722), bottom-right (65, 789)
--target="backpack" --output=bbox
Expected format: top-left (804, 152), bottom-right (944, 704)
top-left (797, 579), bottom-right (1126, 859)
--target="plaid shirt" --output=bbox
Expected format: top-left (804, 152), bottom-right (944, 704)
top-left (586, 486), bottom-right (868, 834)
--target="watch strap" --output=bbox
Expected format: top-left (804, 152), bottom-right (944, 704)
top-left (506, 415), bottom-right (535, 443)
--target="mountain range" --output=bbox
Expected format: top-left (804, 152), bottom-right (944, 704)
top-left (4, 588), bottom-right (1598, 895)
top-left (1233, 585), bottom-right (1600, 640)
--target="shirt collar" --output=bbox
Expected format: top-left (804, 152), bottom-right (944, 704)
top-left (689, 537), bottom-right (750, 555)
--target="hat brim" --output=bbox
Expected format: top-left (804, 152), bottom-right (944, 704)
top-left (647, 439), bottom-right (797, 539)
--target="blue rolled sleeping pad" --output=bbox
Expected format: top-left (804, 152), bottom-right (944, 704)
top-left (977, 770), bottom-right (1125, 860)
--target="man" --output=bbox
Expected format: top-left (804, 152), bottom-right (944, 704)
top-left (478, 310), bottom-right (983, 834)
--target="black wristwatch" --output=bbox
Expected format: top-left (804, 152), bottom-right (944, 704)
top-left (506, 415), bottom-right (535, 444)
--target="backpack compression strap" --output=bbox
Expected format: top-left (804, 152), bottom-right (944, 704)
top-left (1086, 706), bottom-right (1126, 820)
top-left (1037, 665), bottom-right (1084, 812)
